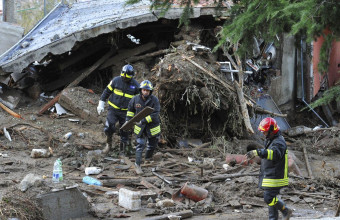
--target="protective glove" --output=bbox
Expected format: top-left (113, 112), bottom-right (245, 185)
top-left (246, 150), bottom-right (258, 160)
top-left (135, 121), bottom-right (143, 127)
top-left (97, 100), bottom-right (105, 115)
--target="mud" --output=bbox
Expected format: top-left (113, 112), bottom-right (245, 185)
top-left (1, 99), bottom-right (340, 219)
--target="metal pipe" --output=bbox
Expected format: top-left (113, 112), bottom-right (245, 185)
top-left (220, 69), bottom-right (253, 74)
top-left (300, 39), bottom-right (329, 127)
top-left (2, 0), bottom-right (6, 21)
top-left (44, 0), bottom-right (46, 16)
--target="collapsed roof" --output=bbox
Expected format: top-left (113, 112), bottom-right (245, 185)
top-left (0, 0), bottom-right (228, 77)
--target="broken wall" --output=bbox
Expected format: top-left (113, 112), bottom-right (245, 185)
top-left (268, 33), bottom-right (295, 111)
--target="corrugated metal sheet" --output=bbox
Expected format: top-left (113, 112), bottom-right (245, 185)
top-left (250, 94), bottom-right (290, 137)
top-left (0, 0), bottom-right (227, 75)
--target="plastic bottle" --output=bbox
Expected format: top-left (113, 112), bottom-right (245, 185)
top-left (82, 176), bottom-right (102, 186)
top-left (52, 158), bottom-right (63, 183)
top-left (52, 160), bottom-right (60, 183)
top-left (58, 159), bottom-right (63, 181)
top-left (63, 132), bottom-right (72, 140)
top-left (85, 167), bottom-right (102, 175)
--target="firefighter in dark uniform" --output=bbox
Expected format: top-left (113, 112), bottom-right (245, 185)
top-left (97, 64), bottom-right (139, 155)
top-left (246, 117), bottom-right (293, 220)
top-left (126, 80), bottom-right (161, 173)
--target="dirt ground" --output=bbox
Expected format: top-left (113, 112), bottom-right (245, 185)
top-left (1, 96), bottom-right (340, 220)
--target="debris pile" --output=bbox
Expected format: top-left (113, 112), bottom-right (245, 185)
top-left (0, 189), bottom-right (44, 220)
top-left (151, 43), bottom-right (244, 142)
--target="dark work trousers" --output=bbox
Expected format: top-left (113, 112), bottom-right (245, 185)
top-left (136, 130), bottom-right (159, 153)
top-left (104, 108), bottom-right (129, 144)
top-left (263, 189), bottom-right (280, 205)
top-left (264, 188), bottom-right (280, 220)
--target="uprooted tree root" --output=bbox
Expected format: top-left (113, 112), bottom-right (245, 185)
top-left (0, 190), bottom-right (43, 220)
top-left (151, 47), bottom-right (244, 143)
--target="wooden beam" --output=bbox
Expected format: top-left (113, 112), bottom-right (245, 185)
top-left (232, 45), bottom-right (254, 134)
top-left (233, 44), bottom-right (244, 86)
top-left (99, 42), bottom-right (157, 70)
top-left (38, 50), bottom-right (114, 115)
top-left (223, 50), bottom-right (238, 71)
top-left (303, 146), bottom-right (314, 179)
top-left (254, 106), bottom-right (287, 117)
top-left (102, 177), bottom-right (157, 187)
top-left (335, 198), bottom-right (340, 217)
top-left (141, 178), bottom-right (162, 194)
top-left (67, 50), bottom-right (114, 88)
top-left (0, 101), bottom-right (23, 119)
top-left (38, 93), bottom-right (61, 115)
top-left (125, 48), bottom-right (175, 63)
top-left (234, 80), bottom-right (254, 134)
top-left (287, 191), bottom-right (337, 201)
top-left (210, 173), bottom-right (258, 181)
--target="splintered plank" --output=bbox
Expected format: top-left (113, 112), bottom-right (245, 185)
top-left (121, 156), bottom-right (143, 175)
top-left (141, 178), bottom-right (162, 194)
top-left (120, 106), bottom-right (154, 131)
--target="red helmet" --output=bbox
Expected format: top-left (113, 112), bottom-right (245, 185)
top-left (258, 117), bottom-right (280, 134)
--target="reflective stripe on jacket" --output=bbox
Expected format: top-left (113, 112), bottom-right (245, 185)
top-left (100, 76), bottom-right (139, 111)
top-left (126, 94), bottom-right (161, 138)
top-left (258, 132), bottom-right (289, 189)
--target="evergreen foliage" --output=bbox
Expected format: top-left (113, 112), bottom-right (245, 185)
top-left (307, 85), bottom-right (340, 110)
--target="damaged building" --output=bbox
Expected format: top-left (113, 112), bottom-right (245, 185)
top-left (0, 0), bottom-right (294, 139)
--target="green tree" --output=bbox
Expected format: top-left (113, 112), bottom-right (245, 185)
top-left (126, 0), bottom-right (340, 73)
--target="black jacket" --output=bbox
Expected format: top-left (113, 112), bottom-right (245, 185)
top-left (100, 76), bottom-right (139, 111)
top-left (126, 94), bottom-right (161, 138)
top-left (257, 131), bottom-right (289, 189)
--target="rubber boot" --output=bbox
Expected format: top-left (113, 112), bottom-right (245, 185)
top-left (120, 142), bottom-right (126, 156)
top-left (102, 135), bottom-right (112, 154)
top-left (276, 199), bottom-right (293, 220)
top-left (126, 142), bottom-right (133, 156)
top-left (144, 149), bottom-right (154, 164)
top-left (135, 151), bottom-right (143, 174)
top-left (268, 205), bottom-right (279, 220)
